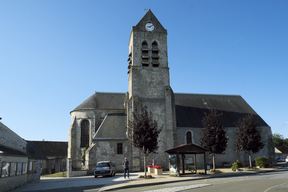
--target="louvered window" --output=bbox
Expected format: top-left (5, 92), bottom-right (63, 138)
top-left (152, 41), bottom-right (159, 67)
top-left (142, 41), bottom-right (149, 66)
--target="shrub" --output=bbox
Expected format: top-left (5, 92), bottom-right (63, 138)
top-left (147, 165), bottom-right (153, 168)
top-left (231, 160), bottom-right (244, 171)
top-left (153, 165), bottom-right (161, 169)
top-left (255, 156), bottom-right (270, 168)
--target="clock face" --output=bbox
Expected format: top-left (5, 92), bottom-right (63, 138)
top-left (145, 23), bottom-right (154, 31)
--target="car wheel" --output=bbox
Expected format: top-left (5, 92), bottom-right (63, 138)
top-left (94, 175), bottom-right (97, 178)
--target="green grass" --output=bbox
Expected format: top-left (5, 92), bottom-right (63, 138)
top-left (41, 171), bottom-right (66, 177)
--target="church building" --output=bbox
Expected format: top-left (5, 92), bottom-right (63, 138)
top-left (67, 10), bottom-right (275, 174)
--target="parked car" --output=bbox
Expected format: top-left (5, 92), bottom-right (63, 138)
top-left (94, 161), bottom-right (116, 178)
top-left (285, 156), bottom-right (288, 163)
top-left (277, 157), bottom-right (285, 162)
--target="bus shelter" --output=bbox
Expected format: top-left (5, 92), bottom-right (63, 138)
top-left (165, 143), bottom-right (209, 176)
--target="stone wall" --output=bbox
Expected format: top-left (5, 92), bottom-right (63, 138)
top-left (68, 109), bottom-right (125, 170)
top-left (87, 140), bottom-right (130, 174)
top-left (177, 126), bottom-right (275, 168)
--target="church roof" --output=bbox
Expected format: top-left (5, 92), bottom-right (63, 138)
top-left (93, 113), bottom-right (127, 140)
top-left (72, 92), bottom-right (126, 112)
top-left (134, 9), bottom-right (166, 33)
top-left (174, 93), bottom-right (268, 128)
top-left (72, 92), bottom-right (268, 128)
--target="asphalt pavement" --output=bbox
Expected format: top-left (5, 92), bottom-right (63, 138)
top-left (11, 166), bottom-right (285, 192)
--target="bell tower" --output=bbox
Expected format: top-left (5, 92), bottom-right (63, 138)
top-left (126, 10), bottom-right (177, 171)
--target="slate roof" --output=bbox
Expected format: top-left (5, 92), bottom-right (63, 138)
top-left (93, 113), bottom-right (127, 140)
top-left (0, 144), bottom-right (27, 157)
top-left (72, 92), bottom-right (126, 112)
top-left (165, 143), bottom-right (208, 154)
top-left (32, 141), bottom-right (68, 157)
top-left (174, 93), bottom-right (268, 128)
top-left (26, 141), bottom-right (48, 160)
top-left (276, 147), bottom-right (288, 154)
top-left (72, 92), bottom-right (268, 129)
top-left (134, 9), bottom-right (166, 33)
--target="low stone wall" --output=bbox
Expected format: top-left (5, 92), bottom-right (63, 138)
top-left (0, 174), bottom-right (27, 192)
top-left (71, 171), bottom-right (87, 177)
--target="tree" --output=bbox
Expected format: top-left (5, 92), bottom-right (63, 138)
top-left (234, 115), bottom-right (265, 167)
top-left (272, 133), bottom-right (288, 148)
top-left (200, 110), bottom-right (228, 170)
top-left (126, 104), bottom-right (163, 177)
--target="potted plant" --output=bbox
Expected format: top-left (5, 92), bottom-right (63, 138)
top-left (153, 165), bottom-right (162, 175)
top-left (147, 165), bottom-right (154, 173)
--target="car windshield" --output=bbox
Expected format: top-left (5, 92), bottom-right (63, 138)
top-left (97, 163), bottom-right (110, 167)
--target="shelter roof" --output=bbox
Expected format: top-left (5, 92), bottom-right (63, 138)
top-left (26, 141), bottom-right (48, 160)
top-left (165, 143), bottom-right (208, 154)
top-left (174, 93), bottom-right (268, 128)
top-left (0, 144), bottom-right (27, 157)
top-left (32, 141), bottom-right (67, 157)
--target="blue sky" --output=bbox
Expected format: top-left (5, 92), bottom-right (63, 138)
top-left (0, 0), bottom-right (287, 141)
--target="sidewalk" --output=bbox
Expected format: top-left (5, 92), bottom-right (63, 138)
top-left (99, 167), bottom-right (282, 191)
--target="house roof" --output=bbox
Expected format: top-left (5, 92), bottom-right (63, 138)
top-left (174, 93), bottom-right (268, 128)
top-left (0, 144), bottom-right (27, 157)
top-left (165, 143), bottom-right (208, 154)
top-left (276, 147), bottom-right (288, 154)
top-left (26, 141), bottom-right (48, 160)
top-left (32, 141), bottom-right (68, 157)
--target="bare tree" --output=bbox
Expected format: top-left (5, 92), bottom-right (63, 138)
top-left (127, 104), bottom-right (163, 177)
top-left (200, 110), bottom-right (228, 170)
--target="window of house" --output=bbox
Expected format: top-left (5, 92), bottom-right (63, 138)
top-left (10, 162), bottom-right (16, 177)
top-left (81, 119), bottom-right (90, 148)
top-left (28, 161), bottom-right (36, 173)
top-left (22, 163), bottom-right (27, 174)
top-left (142, 41), bottom-right (149, 66)
top-left (1, 162), bottom-right (10, 178)
top-left (152, 41), bottom-right (159, 67)
top-left (17, 163), bottom-right (22, 175)
top-left (117, 143), bottom-right (123, 154)
top-left (186, 131), bottom-right (192, 144)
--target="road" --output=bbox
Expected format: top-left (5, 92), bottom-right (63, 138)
top-left (12, 163), bottom-right (288, 192)
top-left (112, 169), bottom-right (288, 192)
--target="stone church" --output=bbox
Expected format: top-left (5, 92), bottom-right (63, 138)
top-left (68, 10), bottom-right (275, 174)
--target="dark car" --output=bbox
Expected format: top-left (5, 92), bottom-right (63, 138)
top-left (94, 161), bottom-right (116, 178)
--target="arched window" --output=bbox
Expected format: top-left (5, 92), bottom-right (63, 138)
top-left (186, 131), bottom-right (192, 144)
top-left (81, 120), bottom-right (89, 148)
top-left (142, 41), bottom-right (149, 66)
top-left (152, 41), bottom-right (159, 67)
